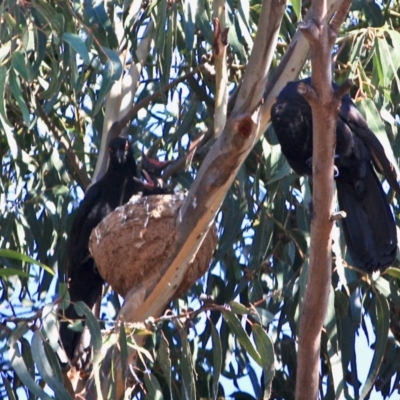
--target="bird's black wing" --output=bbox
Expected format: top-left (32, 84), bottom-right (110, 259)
top-left (66, 182), bottom-right (102, 277)
top-left (338, 97), bottom-right (400, 196)
top-left (60, 182), bottom-right (105, 365)
top-left (337, 160), bottom-right (397, 272)
top-left (271, 79), bottom-right (398, 272)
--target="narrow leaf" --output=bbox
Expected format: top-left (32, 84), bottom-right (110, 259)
top-left (0, 249), bottom-right (53, 275)
top-left (9, 341), bottom-right (53, 400)
top-left (62, 33), bottom-right (90, 64)
top-left (210, 319), bottom-right (222, 400)
top-left (222, 309), bottom-right (262, 366)
top-left (9, 69), bottom-right (30, 125)
top-left (119, 323), bottom-right (128, 381)
top-left (158, 332), bottom-right (172, 398)
top-left (73, 301), bottom-right (102, 361)
top-left (359, 293), bottom-right (389, 399)
top-left (179, 325), bottom-right (196, 400)
top-left (0, 268), bottom-right (31, 278)
top-left (144, 373), bottom-right (164, 400)
top-left (182, 0), bottom-right (196, 51)
top-left (11, 52), bottom-right (30, 82)
top-left (31, 331), bottom-right (71, 399)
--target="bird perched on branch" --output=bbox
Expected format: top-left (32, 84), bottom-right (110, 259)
top-left (59, 136), bottom-right (168, 365)
top-left (271, 78), bottom-right (399, 272)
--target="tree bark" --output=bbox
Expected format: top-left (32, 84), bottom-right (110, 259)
top-left (294, 1), bottom-right (352, 399)
top-left (80, 0), bottom-right (351, 397)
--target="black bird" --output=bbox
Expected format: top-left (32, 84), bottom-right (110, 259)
top-left (60, 137), bottom-right (168, 364)
top-left (271, 78), bottom-right (398, 272)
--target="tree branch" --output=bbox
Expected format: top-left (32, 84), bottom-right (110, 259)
top-left (82, 0), bottom-right (349, 397)
top-left (92, 21), bottom-right (154, 183)
top-left (262, 0), bottom-right (349, 131)
top-left (83, 1), bottom-right (287, 398)
top-left (294, 1), bottom-right (352, 399)
top-left (212, 4), bottom-right (229, 138)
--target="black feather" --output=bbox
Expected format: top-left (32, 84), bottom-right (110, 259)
top-left (60, 137), bottom-right (167, 364)
top-left (271, 79), bottom-right (397, 272)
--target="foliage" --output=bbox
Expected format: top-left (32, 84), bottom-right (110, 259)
top-left (1, 0), bottom-right (400, 399)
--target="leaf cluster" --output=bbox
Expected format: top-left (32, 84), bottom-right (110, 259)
top-left (1, 0), bottom-right (400, 399)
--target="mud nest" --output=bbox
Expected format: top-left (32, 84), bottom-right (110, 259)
top-left (89, 193), bottom-right (217, 299)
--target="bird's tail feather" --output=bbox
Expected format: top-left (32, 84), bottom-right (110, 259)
top-left (336, 166), bottom-right (397, 272)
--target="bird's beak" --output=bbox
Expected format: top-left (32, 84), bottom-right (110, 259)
top-left (141, 154), bottom-right (170, 177)
top-left (115, 148), bottom-right (125, 164)
top-left (140, 155), bottom-right (171, 188)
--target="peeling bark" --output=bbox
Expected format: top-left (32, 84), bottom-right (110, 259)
top-left (79, 0), bottom-right (350, 397)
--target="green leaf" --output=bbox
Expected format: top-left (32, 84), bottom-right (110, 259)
top-left (161, 11), bottom-right (174, 87)
top-left (252, 324), bottom-right (274, 368)
top-left (385, 29), bottom-right (400, 92)
top-left (222, 309), bottom-right (262, 366)
top-left (62, 33), bottom-right (90, 64)
top-left (9, 341), bottom-right (54, 400)
top-left (210, 319), bottom-right (222, 400)
top-left (3, 12), bottom-right (17, 30)
top-left (3, 376), bottom-right (17, 400)
top-left (357, 98), bottom-right (397, 171)
top-left (290, 0), bottom-right (302, 21)
top-left (179, 325), bottom-right (196, 400)
top-left (38, 57), bottom-right (63, 100)
top-left (384, 267), bottom-right (400, 280)
top-left (154, 0), bottom-right (167, 57)
top-left (0, 249), bottom-right (53, 275)
top-left (359, 293), bottom-right (389, 399)
top-left (51, 185), bottom-right (69, 196)
top-left (158, 332), bottom-right (172, 399)
top-left (182, 0), bottom-right (196, 52)
top-left (373, 36), bottom-right (400, 88)
top-left (144, 373), bottom-right (164, 400)
top-left (11, 52), bottom-right (31, 82)
top-left (73, 301), bottom-right (102, 361)
top-left (229, 301), bottom-right (250, 315)
top-left (236, 0), bottom-right (253, 52)
top-left (31, 331), bottom-right (71, 399)
top-left (9, 69), bottom-right (30, 126)
top-left (0, 66), bottom-right (11, 126)
top-left (0, 39), bottom-right (11, 64)
top-left (248, 205), bottom-right (272, 271)
top-left (226, 2), bottom-right (245, 59)
top-left (252, 324), bottom-right (275, 397)
top-left (196, 0), bottom-right (213, 44)
top-left (0, 267), bottom-right (31, 278)
top-left (92, 48), bottom-right (122, 115)
top-left (325, 287), bottom-right (344, 397)
top-left (83, 0), bottom-right (118, 48)
top-left (119, 323), bottom-right (128, 382)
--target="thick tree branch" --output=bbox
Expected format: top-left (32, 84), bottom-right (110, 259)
top-left (261, 0), bottom-right (349, 131)
top-left (82, 1), bottom-right (287, 398)
top-left (234, 0), bottom-right (286, 114)
top-left (212, 15), bottom-right (229, 138)
top-left (294, 1), bottom-right (352, 399)
top-left (82, 0), bottom-right (350, 397)
top-left (92, 21), bottom-right (154, 183)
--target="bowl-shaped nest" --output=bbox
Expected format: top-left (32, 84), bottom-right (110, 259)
top-left (89, 193), bottom-right (217, 298)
